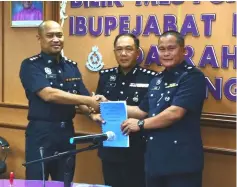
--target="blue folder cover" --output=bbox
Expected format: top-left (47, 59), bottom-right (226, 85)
top-left (100, 101), bottom-right (129, 148)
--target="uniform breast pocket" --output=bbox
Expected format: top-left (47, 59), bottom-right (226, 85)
top-left (103, 82), bottom-right (116, 97)
top-left (64, 77), bottom-right (81, 93)
top-left (127, 87), bottom-right (148, 104)
top-left (164, 86), bottom-right (178, 104)
top-left (148, 90), bottom-right (161, 110)
top-left (47, 77), bottom-right (59, 89)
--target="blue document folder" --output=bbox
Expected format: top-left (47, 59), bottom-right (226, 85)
top-left (100, 101), bottom-right (129, 148)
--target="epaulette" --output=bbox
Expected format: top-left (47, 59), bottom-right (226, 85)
top-left (28, 54), bottom-right (41, 61)
top-left (156, 71), bottom-right (164, 76)
top-left (64, 56), bottom-right (78, 65)
top-left (99, 67), bottom-right (118, 75)
top-left (138, 67), bottom-right (159, 76)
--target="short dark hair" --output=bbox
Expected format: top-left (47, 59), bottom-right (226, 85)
top-left (114, 33), bottom-right (140, 49)
top-left (159, 30), bottom-right (185, 47)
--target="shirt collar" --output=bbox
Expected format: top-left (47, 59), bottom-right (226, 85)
top-left (40, 51), bottom-right (65, 67)
top-left (163, 60), bottom-right (188, 75)
top-left (118, 64), bottom-right (139, 77)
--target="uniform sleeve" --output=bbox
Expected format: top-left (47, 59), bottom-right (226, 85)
top-left (171, 72), bottom-right (206, 112)
top-left (75, 67), bottom-right (90, 96)
top-left (138, 92), bottom-right (149, 113)
top-left (19, 60), bottom-right (50, 93)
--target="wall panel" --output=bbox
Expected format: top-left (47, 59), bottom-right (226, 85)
top-left (2, 2), bottom-right (60, 104)
top-left (201, 127), bottom-right (236, 149)
top-left (203, 153), bottom-right (236, 187)
top-left (0, 2), bottom-right (3, 102)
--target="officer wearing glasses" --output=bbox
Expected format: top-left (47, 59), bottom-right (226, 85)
top-left (92, 33), bottom-right (158, 187)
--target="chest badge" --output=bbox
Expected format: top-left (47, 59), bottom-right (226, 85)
top-left (133, 96), bottom-right (139, 102)
top-left (156, 79), bottom-right (162, 85)
top-left (44, 67), bottom-right (52, 74)
top-left (133, 92), bottom-right (139, 103)
top-left (86, 46), bottom-right (104, 72)
top-left (109, 75), bottom-right (116, 81)
top-left (165, 97), bottom-right (170, 101)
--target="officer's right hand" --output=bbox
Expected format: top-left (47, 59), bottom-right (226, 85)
top-left (87, 97), bottom-right (100, 112)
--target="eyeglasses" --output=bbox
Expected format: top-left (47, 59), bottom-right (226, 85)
top-left (114, 47), bottom-right (136, 55)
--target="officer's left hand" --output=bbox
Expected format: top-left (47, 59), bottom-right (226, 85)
top-left (90, 113), bottom-right (105, 124)
top-left (121, 118), bottom-right (140, 135)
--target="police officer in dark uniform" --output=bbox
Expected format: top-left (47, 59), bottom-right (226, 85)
top-left (92, 33), bottom-right (157, 187)
top-left (19, 20), bottom-right (99, 182)
top-left (122, 31), bottom-right (206, 187)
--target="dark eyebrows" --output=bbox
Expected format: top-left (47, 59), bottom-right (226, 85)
top-left (46, 32), bottom-right (63, 34)
top-left (115, 45), bottom-right (135, 48)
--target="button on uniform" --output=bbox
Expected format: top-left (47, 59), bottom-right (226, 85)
top-left (61, 122), bottom-right (66, 128)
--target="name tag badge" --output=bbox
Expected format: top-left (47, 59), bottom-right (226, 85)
top-left (151, 86), bottom-right (160, 90)
top-left (46, 74), bottom-right (56, 79)
top-left (129, 83), bottom-right (149, 88)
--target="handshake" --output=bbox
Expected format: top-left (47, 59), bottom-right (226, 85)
top-left (86, 94), bottom-right (108, 123)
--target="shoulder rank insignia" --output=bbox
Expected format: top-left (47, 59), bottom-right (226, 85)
top-left (139, 67), bottom-right (157, 76)
top-left (29, 54), bottom-right (40, 61)
top-left (100, 67), bottom-right (117, 74)
top-left (64, 57), bottom-right (77, 65)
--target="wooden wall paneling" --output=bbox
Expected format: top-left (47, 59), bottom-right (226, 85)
top-left (74, 144), bottom-right (103, 184)
top-left (201, 127), bottom-right (236, 150)
top-left (3, 2), bottom-right (41, 104)
top-left (2, 2), bottom-right (60, 104)
top-left (0, 2), bottom-right (3, 102)
top-left (0, 104), bottom-right (28, 127)
top-left (0, 127), bottom-right (25, 179)
top-left (203, 153), bottom-right (236, 187)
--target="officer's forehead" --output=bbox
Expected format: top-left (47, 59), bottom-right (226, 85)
top-left (39, 22), bottom-right (63, 35)
top-left (158, 35), bottom-right (178, 45)
top-left (116, 36), bottom-right (135, 47)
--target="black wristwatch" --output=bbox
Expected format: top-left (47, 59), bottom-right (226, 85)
top-left (137, 120), bottom-right (145, 131)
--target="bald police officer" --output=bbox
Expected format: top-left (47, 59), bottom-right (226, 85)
top-left (20, 20), bottom-right (99, 182)
top-left (122, 31), bottom-right (206, 187)
top-left (92, 33), bottom-right (157, 187)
